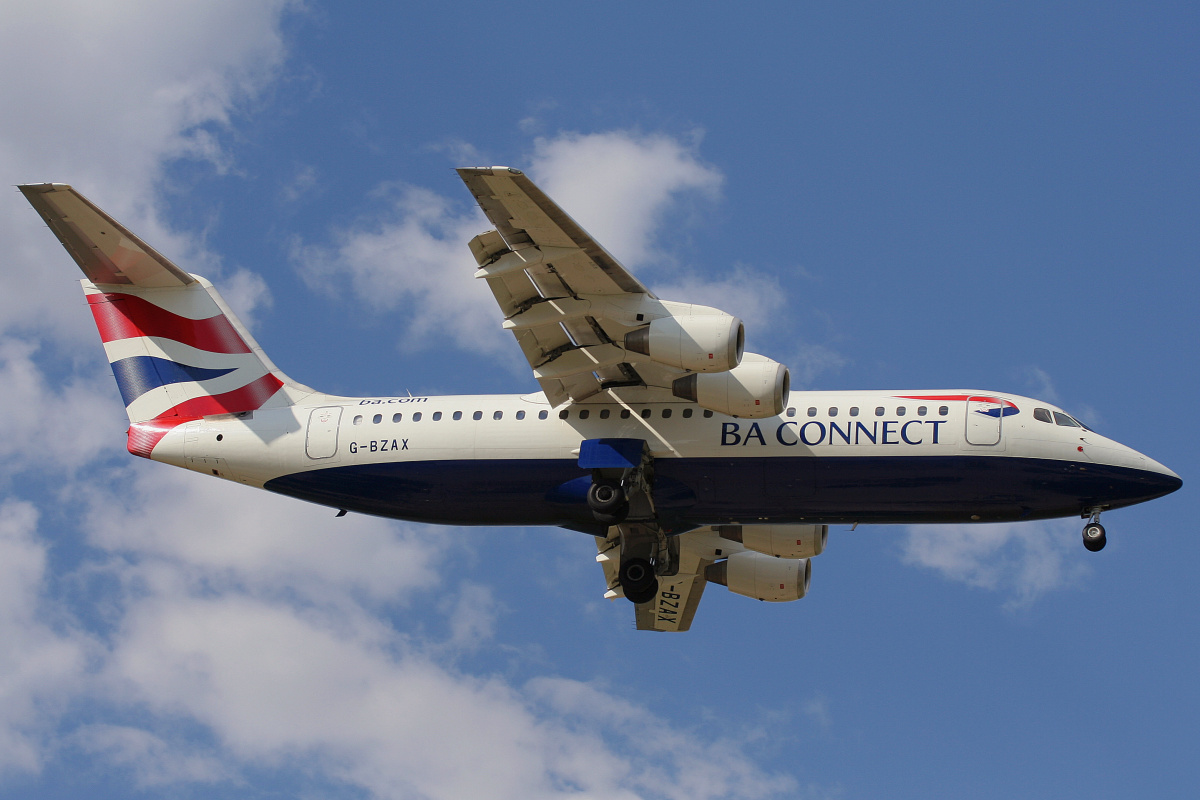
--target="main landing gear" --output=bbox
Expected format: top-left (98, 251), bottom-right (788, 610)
top-left (584, 439), bottom-right (675, 604)
top-left (1082, 508), bottom-right (1107, 552)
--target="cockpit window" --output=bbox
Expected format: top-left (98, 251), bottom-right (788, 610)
top-left (1033, 408), bottom-right (1053, 424)
top-left (1052, 411), bottom-right (1080, 427)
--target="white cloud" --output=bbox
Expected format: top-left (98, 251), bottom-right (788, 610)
top-left (291, 129), bottom-right (745, 364)
top-left (82, 466), bottom-right (443, 607)
top-left (291, 183), bottom-right (509, 357)
top-left (0, 501), bottom-right (91, 774)
top-left (901, 519), bottom-right (1089, 608)
top-left (72, 724), bottom-right (234, 788)
top-left (0, 0), bottom-right (293, 341)
top-left (0, 339), bottom-right (125, 473)
top-left (528, 130), bottom-right (723, 268)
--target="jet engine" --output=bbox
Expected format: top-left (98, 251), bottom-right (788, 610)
top-left (705, 551), bottom-right (811, 602)
top-left (624, 307), bottom-right (744, 373)
top-left (718, 524), bottom-right (828, 559)
top-left (671, 354), bottom-right (790, 418)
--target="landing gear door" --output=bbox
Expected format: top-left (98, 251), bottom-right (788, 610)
top-left (965, 396), bottom-right (1003, 446)
top-left (306, 407), bottom-right (342, 459)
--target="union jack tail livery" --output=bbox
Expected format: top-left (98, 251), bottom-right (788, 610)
top-left (19, 183), bottom-right (310, 458)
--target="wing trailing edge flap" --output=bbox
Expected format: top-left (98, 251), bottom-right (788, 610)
top-left (462, 168), bottom-right (674, 405)
top-left (595, 527), bottom-right (731, 632)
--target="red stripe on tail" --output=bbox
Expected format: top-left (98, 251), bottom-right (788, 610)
top-left (126, 419), bottom-right (188, 459)
top-left (88, 293), bottom-right (252, 354)
top-left (155, 373), bottom-right (285, 420)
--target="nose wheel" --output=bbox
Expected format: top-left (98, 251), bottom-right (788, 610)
top-left (1082, 508), bottom-right (1107, 552)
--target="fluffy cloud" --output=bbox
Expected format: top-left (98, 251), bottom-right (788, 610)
top-left (901, 519), bottom-right (1089, 608)
top-left (63, 467), bottom-right (792, 799)
top-left (0, 501), bottom-right (91, 773)
top-left (527, 130), bottom-right (723, 268)
top-left (292, 129), bottom-right (790, 368)
top-left (0, 0), bottom-right (291, 340)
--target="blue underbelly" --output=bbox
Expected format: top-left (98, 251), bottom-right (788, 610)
top-left (262, 455), bottom-right (1180, 530)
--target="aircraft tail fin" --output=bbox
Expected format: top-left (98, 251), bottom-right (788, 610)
top-left (20, 184), bottom-right (312, 456)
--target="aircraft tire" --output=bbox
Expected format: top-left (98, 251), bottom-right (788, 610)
top-left (620, 557), bottom-right (658, 603)
top-left (593, 503), bottom-right (629, 525)
top-left (1082, 522), bottom-right (1107, 552)
top-left (587, 480), bottom-right (626, 514)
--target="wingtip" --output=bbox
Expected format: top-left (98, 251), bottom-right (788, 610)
top-left (456, 166), bottom-right (523, 177)
top-left (16, 182), bottom-right (72, 194)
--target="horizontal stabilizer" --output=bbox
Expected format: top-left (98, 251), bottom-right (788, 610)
top-left (18, 183), bottom-right (194, 287)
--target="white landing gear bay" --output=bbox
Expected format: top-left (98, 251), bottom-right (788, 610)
top-left (19, 170), bottom-right (1182, 631)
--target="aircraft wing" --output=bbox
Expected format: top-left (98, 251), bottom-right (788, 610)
top-left (595, 527), bottom-right (729, 632)
top-left (458, 167), bottom-right (688, 406)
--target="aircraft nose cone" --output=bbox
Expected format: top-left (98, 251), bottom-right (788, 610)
top-left (1140, 457), bottom-right (1182, 499)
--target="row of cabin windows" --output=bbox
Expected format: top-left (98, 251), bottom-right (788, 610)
top-left (352, 407), bottom-right (718, 425)
top-left (1032, 407), bottom-right (1089, 429)
top-left (785, 405), bottom-right (949, 418)
top-left (354, 409), bottom-right (546, 425)
top-left (353, 405), bottom-right (955, 425)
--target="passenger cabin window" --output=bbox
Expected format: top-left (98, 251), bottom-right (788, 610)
top-left (875, 407), bottom-right (885, 416)
top-left (559, 410), bottom-right (569, 420)
top-left (828, 407), bottom-right (838, 417)
top-left (703, 410), bottom-right (713, 418)
top-left (493, 411), bottom-right (503, 420)
top-left (939, 406), bottom-right (949, 416)
top-left (578, 409), bottom-right (590, 420)
top-left (918, 406), bottom-right (927, 416)
top-left (599, 409), bottom-right (610, 419)
top-left (516, 410), bottom-right (525, 420)
top-left (538, 410), bottom-right (548, 420)
top-left (682, 408), bottom-right (693, 418)
top-left (807, 407), bottom-right (817, 417)
top-left (373, 414), bottom-right (382, 424)
top-left (787, 407), bottom-right (796, 418)
top-left (662, 409), bottom-right (672, 419)
top-left (412, 412), bottom-right (422, 422)
top-left (473, 411), bottom-right (483, 420)
top-left (1053, 411), bottom-right (1081, 427)
top-left (641, 409), bottom-right (652, 419)
top-left (353, 415), bottom-right (363, 425)
top-left (897, 407), bottom-right (906, 417)
top-left (850, 407), bottom-right (859, 417)
top-left (392, 413), bottom-right (402, 423)
top-left (453, 411), bottom-right (462, 420)
top-left (431, 412), bottom-right (442, 421)
top-left (1033, 408), bottom-right (1053, 424)
top-left (620, 409), bottom-right (631, 419)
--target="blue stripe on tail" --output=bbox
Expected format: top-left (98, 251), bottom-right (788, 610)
top-left (109, 356), bottom-right (236, 406)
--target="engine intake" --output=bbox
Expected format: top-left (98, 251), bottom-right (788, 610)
top-left (624, 308), bottom-right (744, 373)
top-left (717, 524), bottom-right (828, 559)
top-left (672, 353), bottom-right (789, 418)
top-left (705, 551), bottom-right (811, 602)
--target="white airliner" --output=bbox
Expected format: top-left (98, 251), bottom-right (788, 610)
top-left (19, 169), bottom-right (1181, 630)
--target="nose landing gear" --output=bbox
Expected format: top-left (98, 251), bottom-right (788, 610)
top-left (1082, 508), bottom-right (1107, 552)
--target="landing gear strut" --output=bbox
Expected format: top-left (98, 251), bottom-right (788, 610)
top-left (584, 439), bottom-right (673, 604)
top-left (1082, 509), bottom-right (1107, 552)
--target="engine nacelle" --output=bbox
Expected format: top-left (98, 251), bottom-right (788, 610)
top-left (671, 353), bottom-right (790, 418)
top-left (624, 307), bottom-right (744, 373)
top-left (705, 551), bottom-right (811, 602)
top-left (718, 524), bottom-right (828, 559)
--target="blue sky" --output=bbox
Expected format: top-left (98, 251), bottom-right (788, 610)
top-left (1, 2), bottom-right (1197, 797)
